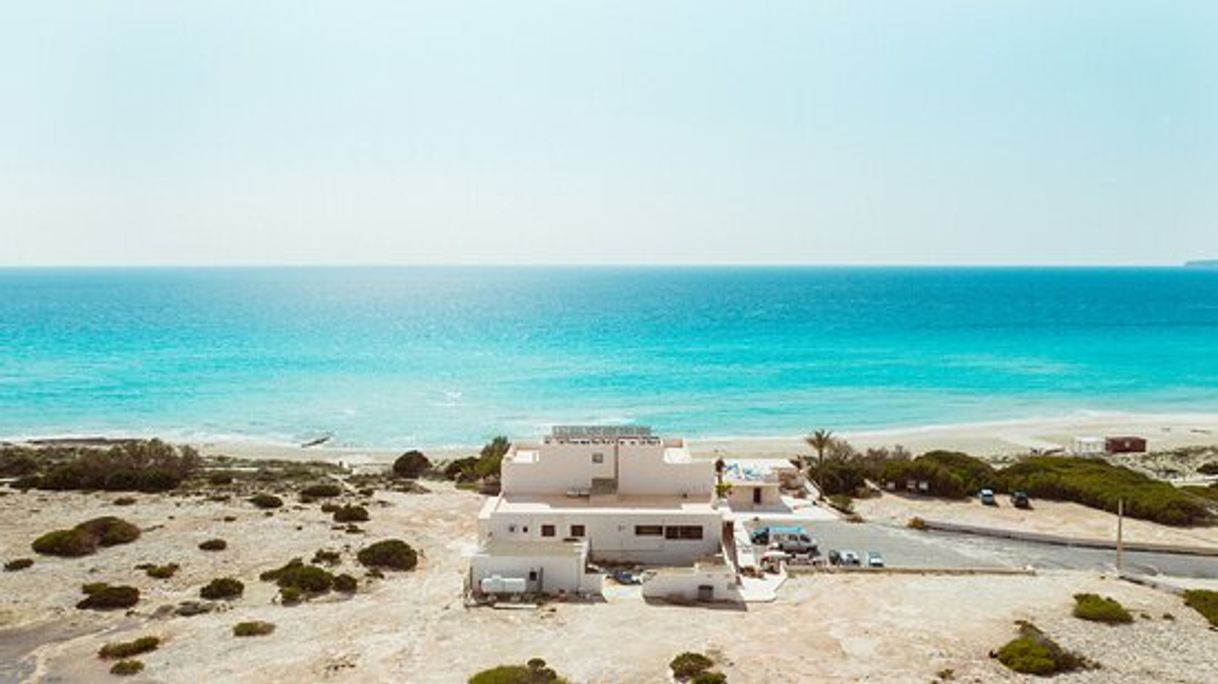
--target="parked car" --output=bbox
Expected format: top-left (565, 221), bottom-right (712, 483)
top-left (840, 550), bottom-right (861, 566)
top-left (753, 525), bottom-right (818, 554)
top-left (610, 569), bottom-right (641, 585)
top-left (979, 488), bottom-right (997, 506)
top-left (1011, 491), bottom-right (1031, 509)
top-left (866, 551), bottom-right (885, 568)
top-left (827, 549), bottom-right (842, 566)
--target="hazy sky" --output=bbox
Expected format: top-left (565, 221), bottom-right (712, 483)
top-left (2, 1), bottom-right (1216, 266)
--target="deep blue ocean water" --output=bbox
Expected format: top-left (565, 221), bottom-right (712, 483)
top-left (2, 267), bottom-right (1217, 448)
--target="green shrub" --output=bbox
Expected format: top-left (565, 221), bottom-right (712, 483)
top-left (311, 549), bottom-right (341, 566)
top-left (279, 586), bottom-right (303, 605)
top-left (233, 621), bottom-right (276, 637)
top-left (907, 517), bottom-right (927, 530)
top-left (691, 673), bottom-right (727, 684)
top-left (208, 472), bottom-right (234, 485)
top-left (357, 539), bottom-right (417, 571)
top-left (260, 558), bottom-right (334, 595)
top-left (76, 517), bottom-right (141, 546)
top-left (301, 483), bottom-right (342, 498)
top-left (32, 528), bottom-right (98, 557)
top-left (199, 577), bottom-right (244, 600)
top-left (198, 538), bottom-right (227, 551)
top-left (145, 563), bottom-right (179, 579)
top-left (393, 450), bottom-right (431, 479)
top-left (98, 636), bottom-right (160, 659)
top-left (1072, 593), bottom-right (1132, 624)
top-left (1183, 589), bottom-right (1218, 627)
top-left (880, 451), bottom-right (995, 499)
top-left (468, 658), bottom-right (567, 684)
top-left (109, 659), bottom-right (144, 676)
top-left (0, 448), bottom-right (39, 477)
top-left (995, 621), bottom-right (1091, 676)
top-left (827, 494), bottom-right (854, 513)
top-left (816, 459), bottom-right (872, 497)
top-left (113, 497), bottom-right (136, 506)
top-left (249, 493), bottom-right (284, 509)
top-left (4, 558), bottom-right (34, 571)
top-left (442, 457), bottom-right (479, 481)
top-left (77, 585), bottom-right (140, 610)
top-left (334, 573), bottom-right (358, 592)
top-left (332, 504), bottom-right (370, 523)
top-left (998, 457), bottom-right (1210, 526)
top-left (320, 502), bottom-right (340, 513)
top-left (670, 652), bottom-right (714, 680)
top-left (25, 440), bottom-right (197, 494)
top-left (1197, 461), bottom-right (1218, 476)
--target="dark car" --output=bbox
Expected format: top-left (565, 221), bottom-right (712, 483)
top-left (827, 549), bottom-right (842, 566)
top-left (1011, 491), bottom-right (1031, 509)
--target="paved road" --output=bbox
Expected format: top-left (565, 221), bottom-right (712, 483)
top-left (751, 519), bottom-right (1218, 579)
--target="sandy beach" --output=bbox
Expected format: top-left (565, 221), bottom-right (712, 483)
top-left (177, 411), bottom-right (1218, 467)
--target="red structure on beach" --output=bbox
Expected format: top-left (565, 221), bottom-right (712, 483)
top-left (1105, 436), bottom-right (1147, 454)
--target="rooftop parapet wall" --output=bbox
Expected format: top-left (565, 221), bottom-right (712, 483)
top-left (501, 437), bottom-right (712, 497)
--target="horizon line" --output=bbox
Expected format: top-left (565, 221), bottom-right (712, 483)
top-left (0, 261), bottom-right (1203, 270)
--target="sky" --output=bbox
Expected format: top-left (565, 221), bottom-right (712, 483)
top-left (1, 1), bottom-right (1216, 266)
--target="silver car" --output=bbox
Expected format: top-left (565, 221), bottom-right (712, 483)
top-left (866, 551), bottom-right (885, 568)
top-left (840, 550), bottom-right (861, 566)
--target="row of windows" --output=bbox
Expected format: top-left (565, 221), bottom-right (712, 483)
top-left (541, 524), bottom-right (585, 538)
top-left (636, 524), bottom-right (703, 540)
top-left (513, 523), bottom-right (704, 541)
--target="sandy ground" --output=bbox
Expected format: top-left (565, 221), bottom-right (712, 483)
top-left (186, 411), bottom-right (1218, 467)
top-left (854, 492), bottom-right (1218, 549)
top-left (3, 480), bottom-right (1217, 683)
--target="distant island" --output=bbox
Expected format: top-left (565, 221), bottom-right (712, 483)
top-left (1185, 260), bottom-right (1218, 268)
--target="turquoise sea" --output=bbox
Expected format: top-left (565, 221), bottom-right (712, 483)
top-left (2, 267), bottom-right (1218, 449)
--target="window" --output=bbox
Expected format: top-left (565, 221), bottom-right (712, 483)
top-left (541, 524), bottom-right (556, 537)
top-left (591, 452), bottom-right (604, 464)
top-left (528, 570), bottom-right (537, 581)
top-left (664, 525), bottom-right (704, 540)
top-left (635, 525), bottom-right (663, 537)
top-left (569, 524), bottom-right (585, 538)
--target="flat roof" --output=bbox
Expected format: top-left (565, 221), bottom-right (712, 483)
top-left (476, 539), bottom-right (587, 558)
top-left (551, 425), bottom-right (653, 438)
top-left (487, 494), bottom-right (719, 516)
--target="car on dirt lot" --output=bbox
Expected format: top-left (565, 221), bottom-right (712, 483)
top-left (979, 488), bottom-right (997, 506)
top-left (866, 551), bottom-right (885, 568)
top-left (840, 550), bottom-right (861, 566)
top-left (1011, 491), bottom-right (1031, 509)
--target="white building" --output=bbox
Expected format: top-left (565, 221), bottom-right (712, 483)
top-left (471, 426), bottom-right (733, 598)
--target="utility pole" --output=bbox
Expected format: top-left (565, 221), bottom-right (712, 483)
top-left (1116, 498), bottom-right (1124, 574)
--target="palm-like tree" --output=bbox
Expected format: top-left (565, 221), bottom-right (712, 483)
top-left (804, 429), bottom-right (834, 498)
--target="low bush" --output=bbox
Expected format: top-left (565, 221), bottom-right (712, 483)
top-left (32, 528), bottom-right (98, 557)
top-left (827, 494), bottom-right (854, 514)
top-left (670, 652), bottom-right (715, 681)
top-left (21, 440), bottom-right (198, 494)
top-left (994, 621), bottom-right (1092, 676)
top-left (279, 586), bottom-right (304, 605)
top-left (260, 558), bottom-right (334, 595)
top-left (1182, 589), bottom-right (1218, 627)
top-left (332, 504), bottom-right (370, 523)
top-left (199, 577), bottom-right (244, 600)
top-left (357, 539), bottom-right (417, 571)
top-left (4, 558), bottom-right (34, 571)
top-left (312, 549), bottom-right (341, 566)
top-left (249, 493), bottom-right (284, 509)
top-left (76, 517), bottom-right (141, 546)
top-left (1072, 593), bottom-right (1132, 624)
top-left (113, 497), bottom-right (136, 506)
top-left (880, 451), bottom-right (996, 499)
top-left (468, 658), bottom-right (567, 684)
top-left (334, 573), bottom-right (358, 592)
top-left (198, 538), bottom-right (227, 551)
top-left (98, 636), bottom-right (160, 659)
top-left (233, 621), bottom-right (275, 637)
top-left (998, 457), bottom-right (1210, 526)
top-left (300, 483), bottom-right (342, 498)
top-left (393, 450), bottom-right (431, 479)
top-left (109, 660), bottom-right (144, 676)
top-left (145, 563), bottom-right (179, 579)
top-left (1197, 461), bottom-right (1218, 476)
top-left (907, 517), bottom-right (927, 530)
top-left (691, 673), bottom-right (727, 684)
top-left (76, 584), bottom-right (140, 610)
top-left (207, 472), bottom-right (234, 485)
top-left (320, 502), bottom-right (340, 513)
